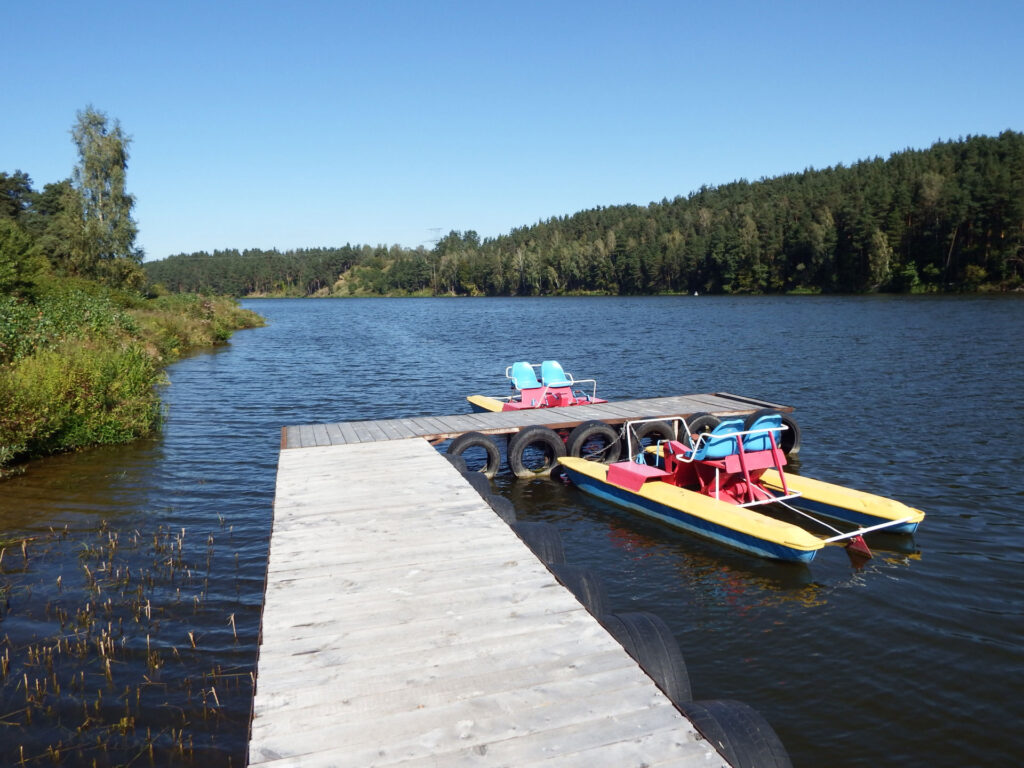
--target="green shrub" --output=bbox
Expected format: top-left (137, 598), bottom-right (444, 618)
top-left (0, 285), bottom-right (137, 365)
top-left (0, 340), bottom-right (163, 462)
top-left (0, 287), bottom-right (261, 470)
top-left (130, 295), bottom-right (263, 360)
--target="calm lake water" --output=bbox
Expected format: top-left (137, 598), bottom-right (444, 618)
top-left (1, 295), bottom-right (1022, 767)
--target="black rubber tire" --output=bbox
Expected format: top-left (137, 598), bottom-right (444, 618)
top-left (446, 432), bottom-right (501, 478)
top-left (779, 413), bottom-right (801, 456)
top-left (510, 521), bottom-right (566, 565)
top-left (741, 409), bottom-right (801, 456)
top-left (600, 611), bottom-right (692, 705)
top-left (685, 411), bottom-right (720, 437)
top-left (484, 494), bottom-right (517, 524)
top-left (566, 420), bottom-right (622, 463)
top-left (548, 564), bottom-right (610, 617)
top-left (460, 470), bottom-right (491, 498)
top-left (629, 420), bottom-right (675, 460)
top-left (508, 426), bottom-right (567, 479)
top-left (676, 699), bottom-right (793, 768)
top-left (444, 453), bottom-right (468, 473)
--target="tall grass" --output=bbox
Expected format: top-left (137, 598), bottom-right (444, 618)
top-left (0, 283), bottom-right (263, 471)
top-left (131, 294), bottom-right (263, 360)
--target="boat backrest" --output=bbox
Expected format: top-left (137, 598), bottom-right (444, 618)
top-left (742, 412), bottom-right (783, 453)
top-left (541, 360), bottom-right (572, 387)
top-left (693, 418), bottom-right (744, 460)
top-left (509, 361), bottom-right (541, 390)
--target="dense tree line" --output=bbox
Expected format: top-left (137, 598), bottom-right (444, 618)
top-left (144, 132), bottom-right (1024, 296)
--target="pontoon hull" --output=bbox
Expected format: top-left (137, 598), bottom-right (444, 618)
top-left (759, 470), bottom-right (924, 534)
top-left (467, 395), bottom-right (505, 413)
top-left (559, 457), bottom-right (823, 563)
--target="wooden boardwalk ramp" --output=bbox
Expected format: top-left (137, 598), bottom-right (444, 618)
top-left (250, 437), bottom-right (727, 767)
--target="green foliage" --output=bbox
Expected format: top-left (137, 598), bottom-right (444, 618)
top-left (58, 106), bottom-right (142, 289)
top-left (0, 283), bottom-right (136, 365)
top-left (132, 294), bottom-right (265, 360)
top-left (0, 171), bottom-right (34, 219)
top-left (0, 218), bottom-right (49, 296)
top-left (144, 245), bottom-right (365, 296)
top-left (0, 106), bottom-right (267, 471)
top-left (0, 282), bottom-right (262, 469)
top-left (145, 132), bottom-right (1024, 296)
top-left (0, 340), bottom-right (162, 465)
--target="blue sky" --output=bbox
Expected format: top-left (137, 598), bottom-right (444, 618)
top-left (3, 1), bottom-right (1022, 261)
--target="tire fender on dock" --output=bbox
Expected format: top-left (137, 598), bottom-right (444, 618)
top-left (684, 412), bottom-right (720, 443)
top-left (548, 564), bottom-right (610, 618)
top-left (600, 611), bottom-right (692, 705)
top-left (741, 409), bottom-right (802, 456)
top-left (676, 699), bottom-right (793, 768)
top-left (779, 413), bottom-right (801, 455)
top-left (566, 420), bottom-right (622, 463)
top-left (510, 521), bottom-right (566, 565)
top-left (629, 420), bottom-right (675, 459)
top-left (484, 494), bottom-right (517, 524)
top-left (460, 469), bottom-right (491, 498)
top-left (507, 426), bottom-right (566, 479)
top-left (446, 432), bottom-right (502, 478)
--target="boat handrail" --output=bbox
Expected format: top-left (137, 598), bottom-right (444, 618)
top-left (624, 416), bottom-right (788, 464)
top-left (624, 416), bottom-right (686, 461)
top-left (502, 363), bottom-right (599, 402)
top-left (566, 377), bottom-right (599, 401)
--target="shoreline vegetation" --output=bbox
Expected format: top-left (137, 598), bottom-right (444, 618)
top-left (1, 106), bottom-right (263, 474)
top-left (0, 283), bottom-right (263, 474)
top-left (146, 132), bottom-right (1024, 299)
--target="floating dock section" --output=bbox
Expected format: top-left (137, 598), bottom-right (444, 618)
top-left (250, 393), bottom-right (790, 766)
top-left (280, 392), bottom-right (788, 449)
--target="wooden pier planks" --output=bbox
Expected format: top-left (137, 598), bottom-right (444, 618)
top-left (251, 438), bottom-right (725, 767)
top-left (281, 392), bottom-right (790, 449)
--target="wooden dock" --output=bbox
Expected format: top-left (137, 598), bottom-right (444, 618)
top-left (281, 391), bottom-right (789, 449)
top-left (250, 437), bottom-right (728, 767)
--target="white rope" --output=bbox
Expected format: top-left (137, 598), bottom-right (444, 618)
top-left (754, 485), bottom-right (917, 541)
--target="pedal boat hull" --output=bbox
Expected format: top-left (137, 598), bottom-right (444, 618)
top-left (467, 394), bottom-right (506, 413)
top-left (759, 469), bottom-right (924, 534)
top-left (558, 457), bottom-right (823, 563)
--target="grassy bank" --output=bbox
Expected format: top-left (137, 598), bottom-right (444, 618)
top-left (0, 282), bottom-right (263, 472)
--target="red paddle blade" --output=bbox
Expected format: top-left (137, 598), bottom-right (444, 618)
top-left (845, 534), bottom-right (872, 559)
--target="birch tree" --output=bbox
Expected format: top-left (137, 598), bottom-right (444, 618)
top-left (65, 106), bottom-right (143, 288)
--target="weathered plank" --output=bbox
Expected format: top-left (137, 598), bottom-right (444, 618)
top-left (374, 418), bottom-right (408, 440)
top-left (297, 424), bottom-right (316, 448)
top-left (337, 420), bottom-right (360, 444)
top-left (311, 422), bottom-right (330, 446)
top-left (324, 421), bottom-right (345, 445)
top-left (347, 420), bottom-right (377, 442)
top-left (407, 415), bottom-right (452, 436)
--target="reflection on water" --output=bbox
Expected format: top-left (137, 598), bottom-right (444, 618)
top-left (0, 295), bottom-right (1022, 767)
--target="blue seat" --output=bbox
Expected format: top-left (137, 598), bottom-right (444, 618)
top-left (691, 418), bottom-right (744, 460)
top-left (509, 361), bottom-right (541, 390)
top-left (540, 360), bottom-right (572, 387)
top-left (742, 413), bottom-right (783, 452)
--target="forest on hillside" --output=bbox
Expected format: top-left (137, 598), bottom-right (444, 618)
top-left (144, 132), bottom-right (1024, 296)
